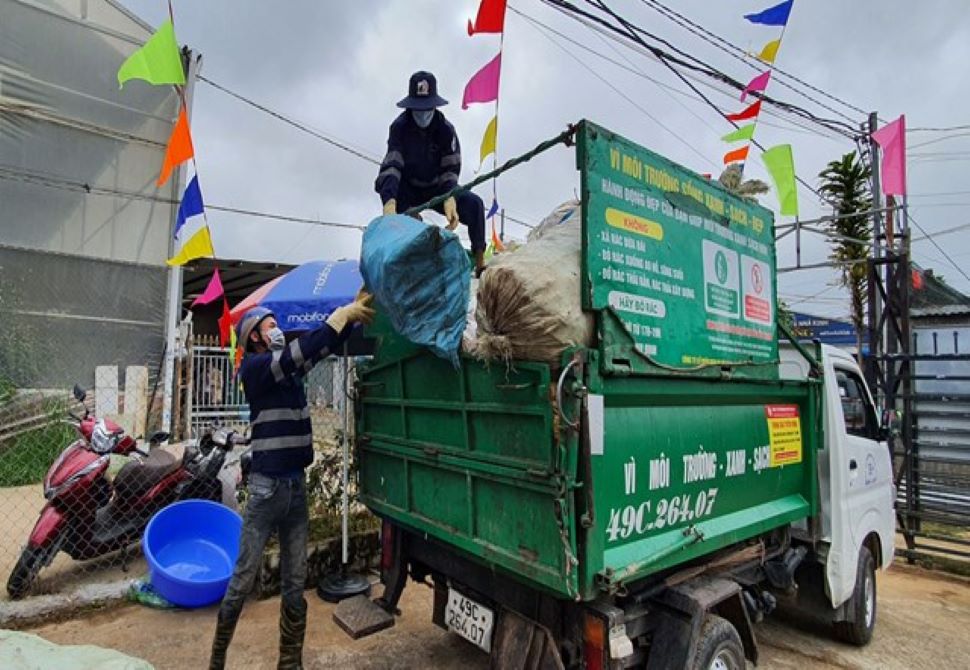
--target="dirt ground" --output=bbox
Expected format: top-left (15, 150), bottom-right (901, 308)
top-left (23, 563), bottom-right (970, 669)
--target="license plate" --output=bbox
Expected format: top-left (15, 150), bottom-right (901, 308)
top-left (445, 588), bottom-right (494, 653)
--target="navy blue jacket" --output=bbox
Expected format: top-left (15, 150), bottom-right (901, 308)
top-left (239, 323), bottom-right (350, 476)
top-left (375, 111), bottom-right (462, 204)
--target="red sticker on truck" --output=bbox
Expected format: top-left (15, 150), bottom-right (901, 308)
top-left (765, 405), bottom-right (802, 467)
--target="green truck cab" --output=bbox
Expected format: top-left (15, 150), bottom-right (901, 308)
top-left (355, 122), bottom-right (895, 669)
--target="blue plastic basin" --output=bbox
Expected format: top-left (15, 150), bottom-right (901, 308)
top-left (143, 499), bottom-right (242, 608)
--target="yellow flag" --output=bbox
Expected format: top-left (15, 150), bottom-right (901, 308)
top-left (479, 115), bottom-right (498, 166)
top-left (757, 39), bottom-right (781, 64)
top-left (167, 226), bottom-right (214, 266)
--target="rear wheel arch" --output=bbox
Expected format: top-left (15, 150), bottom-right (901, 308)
top-left (863, 531), bottom-right (882, 568)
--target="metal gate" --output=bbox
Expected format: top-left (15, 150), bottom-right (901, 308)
top-left (184, 336), bottom-right (350, 440)
top-left (896, 326), bottom-right (970, 561)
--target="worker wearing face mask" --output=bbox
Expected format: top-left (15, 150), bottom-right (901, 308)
top-left (375, 71), bottom-right (487, 276)
top-left (209, 295), bottom-right (374, 670)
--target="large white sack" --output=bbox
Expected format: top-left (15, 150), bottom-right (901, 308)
top-left (473, 201), bottom-right (593, 364)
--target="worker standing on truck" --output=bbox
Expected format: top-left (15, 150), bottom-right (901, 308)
top-left (375, 70), bottom-right (487, 277)
top-left (208, 292), bottom-right (374, 670)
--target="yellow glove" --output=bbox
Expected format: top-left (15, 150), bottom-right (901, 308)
top-left (383, 199), bottom-right (397, 216)
top-left (326, 290), bottom-right (375, 334)
top-left (443, 196), bottom-right (460, 231)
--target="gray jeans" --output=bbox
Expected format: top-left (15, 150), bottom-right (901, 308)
top-left (221, 472), bottom-right (309, 610)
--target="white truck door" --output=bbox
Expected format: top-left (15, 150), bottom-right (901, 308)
top-left (824, 354), bottom-right (895, 606)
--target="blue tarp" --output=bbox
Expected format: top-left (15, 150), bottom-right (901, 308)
top-left (360, 214), bottom-right (470, 366)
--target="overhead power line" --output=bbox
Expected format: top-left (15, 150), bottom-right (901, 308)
top-left (0, 165), bottom-right (366, 232)
top-left (540, 0), bottom-right (860, 140)
top-left (638, 0), bottom-right (869, 124)
top-left (908, 124), bottom-right (970, 132)
top-left (198, 75), bottom-right (381, 165)
top-left (542, 0), bottom-right (849, 209)
top-left (906, 212), bottom-right (970, 284)
top-left (510, 4), bottom-right (846, 145)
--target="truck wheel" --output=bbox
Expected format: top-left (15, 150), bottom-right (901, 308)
top-left (833, 546), bottom-right (876, 646)
top-left (691, 615), bottom-right (745, 670)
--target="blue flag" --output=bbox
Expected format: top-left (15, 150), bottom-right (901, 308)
top-left (744, 0), bottom-right (793, 26)
top-left (174, 175), bottom-right (204, 238)
top-left (486, 198), bottom-right (499, 219)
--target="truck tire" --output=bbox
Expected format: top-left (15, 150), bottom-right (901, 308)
top-left (690, 615), bottom-right (745, 670)
top-left (833, 546), bottom-right (876, 646)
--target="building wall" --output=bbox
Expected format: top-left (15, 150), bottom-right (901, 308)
top-left (0, 0), bottom-right (178, 388)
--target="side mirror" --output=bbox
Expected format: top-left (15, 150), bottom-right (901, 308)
top-left (73, 384), bottom-right (86, 402)
top-left (879, 408), bottom-right (901, 440)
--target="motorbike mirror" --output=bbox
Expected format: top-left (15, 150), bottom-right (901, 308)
top-left (72, 384), bottom-right (86, 402)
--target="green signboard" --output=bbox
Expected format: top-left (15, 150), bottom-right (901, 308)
top-left (579, 121), bottom-right (778, 369)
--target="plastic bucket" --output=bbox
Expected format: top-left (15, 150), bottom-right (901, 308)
top-left (143, 499), bottom-right (242, 607)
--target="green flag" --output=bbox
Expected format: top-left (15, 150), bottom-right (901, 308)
top-left (721, 123), bottom-right (756, 143)
top-left (117, 19), bottom-right (185, 89)
top-left (761, 144), bottom-right (799, 216)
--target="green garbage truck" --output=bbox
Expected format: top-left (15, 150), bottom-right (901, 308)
top-left (355, 121), bottom-right (895, 669)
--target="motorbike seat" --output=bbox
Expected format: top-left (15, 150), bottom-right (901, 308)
top-left (114, 449), bottom-right (182, 498)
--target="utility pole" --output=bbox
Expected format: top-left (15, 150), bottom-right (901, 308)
top-left (866, 112), bottom-right (883, 392)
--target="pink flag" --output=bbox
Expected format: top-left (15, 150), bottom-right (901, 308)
top-left (871, 115), bottom-right (906, 196)
top-left (462, 53), bottom-right (502, 110)
top-left (192, 267), bottom-right (224, 307)
top-left (741, 70), bottom-right (771, 102)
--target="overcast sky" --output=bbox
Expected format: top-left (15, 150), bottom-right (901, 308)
top-left (119, 0), bottom-right (970, 320)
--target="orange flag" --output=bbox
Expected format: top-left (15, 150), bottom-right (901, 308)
top-left (724, 146), bottom-right (750, 164)
top-left (158, 106), bottom-right (194, 186)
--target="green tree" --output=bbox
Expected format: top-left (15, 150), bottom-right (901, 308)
top-left (818, 152), bottom-right (872, 363)
top-left (718, 164), bottom-right (770, 203)
top-left (776, 299), bottom-right (795, 333)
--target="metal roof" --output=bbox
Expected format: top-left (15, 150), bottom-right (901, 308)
top-left (182, 258), bottom-right (295, 309)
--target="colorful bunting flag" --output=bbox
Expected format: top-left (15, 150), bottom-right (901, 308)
top-left (491, 221), bottom-right (505, 252)
top-left (117, 19), bottom-right (186, 88)
top-left (192, 267), bottom-right (224, 307)
top-left (744, 0), bottom-right (794, 26)
top-left (462, 53), bottom-right (502, 109)
top-left (479, 115), bottom-right (499, 166)
top-left (158, 107), bottom-right (194, 186)
top-left (174, 175), bottom-right (204, 238)
top-left (724, 146), bottom-right (750, 164)
top-left (761, 144), bottom-right (799, 216)
top-left (486, 198), bottom-right (499, 220)
top-left (871, 115), bottom-right (907, 196)
top-left (467, 0), bottom-right (507, 35)
top-left (721, 124), bottom-right (756, 143)
top-left (217, 297), bottom-right (233, 347)
top-left (741, 71), bottom-right (771, 102)
top-left (756, 39), bottom-right (782, 63)
top-left (167, 226), bottom-right (214, 266)
top-left (726, 100), bottom-right (762, 122)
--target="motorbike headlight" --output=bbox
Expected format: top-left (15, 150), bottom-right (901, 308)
top-left (90, 420), bottom-right (114, 454)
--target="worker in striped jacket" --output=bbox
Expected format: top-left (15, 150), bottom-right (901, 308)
top-left (376, 70), bottom-right (487, 276)
top-left (209, 292), bottom-right (373, 670)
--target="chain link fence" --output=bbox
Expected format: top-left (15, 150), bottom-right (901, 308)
top-left (0, 322), bottom-right (373, 602)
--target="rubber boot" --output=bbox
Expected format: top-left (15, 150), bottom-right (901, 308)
top-left (209, 601), bottom-right (243, 670)
top-left (474, 250), bottom-right (486, 278)
top-left (278, 597), bottom-right (308, 670)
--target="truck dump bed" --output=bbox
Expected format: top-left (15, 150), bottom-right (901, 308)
top-left (357, 335), bottom-right (819, 599)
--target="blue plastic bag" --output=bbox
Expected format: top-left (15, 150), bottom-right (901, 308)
top-left (360, 214), bottom-right (470, 367)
